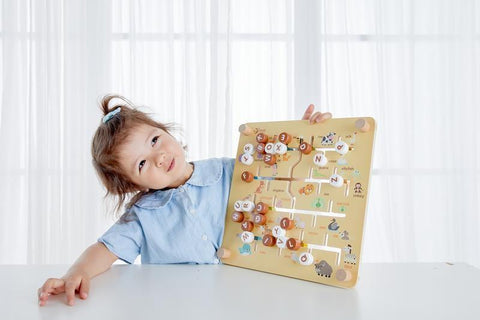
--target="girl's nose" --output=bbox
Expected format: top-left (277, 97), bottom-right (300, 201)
top-left (154, 152), bottom-right (167, 168)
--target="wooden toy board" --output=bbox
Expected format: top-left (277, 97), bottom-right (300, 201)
top-left (219, 117), bottom-right (376, 288)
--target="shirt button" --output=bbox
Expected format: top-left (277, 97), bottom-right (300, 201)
top-left (202, 234), bottom-right (208, 241)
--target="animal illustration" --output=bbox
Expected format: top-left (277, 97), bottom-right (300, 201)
top-left (321, 132), bottom-right (336, 145)
top-left (340, 230), bottom-right (350, 240)
top-left (354, 183), bottom-right (363, 193)
top-left (328, 218), bottom-right (340, 231)
top-left (255, 181), bottom-right (265, 193)
top-left (315, 260), bottom-right (333, 277)
top-left (299, 184), bottom-right (315, 195)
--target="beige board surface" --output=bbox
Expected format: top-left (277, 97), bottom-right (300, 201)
top-left (220, 117), bottom-right (376, 288)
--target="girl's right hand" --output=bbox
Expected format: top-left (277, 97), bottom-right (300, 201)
top-left (38, 272), bottom-right (90, 306)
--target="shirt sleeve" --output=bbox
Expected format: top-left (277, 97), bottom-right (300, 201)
top-left (97, 210), bottom-right (143, 264)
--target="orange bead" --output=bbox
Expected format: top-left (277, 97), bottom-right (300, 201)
top-left (278, 132), bottom-right (292, 144)
top-left (241, 221), bottom-right (254, 232)
top-left (253, 213), bottom-right (267, 225)
top-left (256, 133), bottom-right (269, 143)
top-left (256, 143), bottom-right (266, 154)
top-left (286, 238), bottom-right (302, 251)
top-left (263, 154), bottom-right (277, 165)
top-left (256, 202), bottom-right (269, 214)
top-left (231, 211), bottom-right (244, 223)
top-left (262, 234), bottom-right (276, 247)
top-left (280, 217), bottom-right (295, 230)
top-left (241, 171), bottom-right (254, 182)
top-left (299, 141), bottom-right (313, 154)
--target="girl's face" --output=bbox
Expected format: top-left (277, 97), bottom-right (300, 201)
top-left (117, 123), bottom-right (193, 191)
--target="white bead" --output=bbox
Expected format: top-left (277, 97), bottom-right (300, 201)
top-left (234, 200), bottom-right (244, 211)
top-left (329, 174), bottom-right (344, 188)
top-left (298, 252), bottom-right (314, 265)
top-left (240, 153), bottom-right (254, 165)
top-left (335, 141), bottom-right (349, 155)
top-left (240, 231), bottom-right (255, 243)
top-left (274, 142), bottom-right (288, 155)
top-left (313, 153), bottom-right (328, 167)
top-left (241, 200), bottom-right (255, 212)
top-left (272, 225), bottom-right (286, 237)
top-left (264, 142), bottom-right (275, 154)
top-left (243, 143), bottom-right (255, 155)
top-left (276, 236), bottom-right (287, 249)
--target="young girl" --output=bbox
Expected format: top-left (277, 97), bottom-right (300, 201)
top-left (37, 95), bottom-right (332, 306)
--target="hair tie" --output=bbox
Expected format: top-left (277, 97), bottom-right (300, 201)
top-left (102, 107), bottom-right (121, 123)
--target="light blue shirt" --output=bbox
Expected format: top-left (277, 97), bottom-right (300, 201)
top-left (98, 157), bottom-right (235, 264)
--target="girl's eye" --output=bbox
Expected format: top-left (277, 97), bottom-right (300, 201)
top-left (139, 160), bottom-right (146, 172)
top-left (139, 136), bottom-right (159, 172)
top-left (151, 136), bottom-right (159, 146)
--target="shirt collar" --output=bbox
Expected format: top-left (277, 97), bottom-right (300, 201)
top-left (134, 158), bottom-right (223, 209)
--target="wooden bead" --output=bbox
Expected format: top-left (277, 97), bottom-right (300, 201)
top-left (216, 248), bottom-right (231, 259)
top-left (334, 141), bottom-right (349, 155)
top-left (262, 234), bottom-right (276, 247)
top-left (272, 225), bottom-right (286, 237)
top-left (355, 118), bottom-right (370, 132)
top-left (241, 171), bottom-right (254, 182)
top-left (255, 202), bottom-right (269, 214)
top-left (263, 154), bottom-right (277, 165)
top-left (256, 133), bottom-right (269, 143)
top-left (240, 153), bottom-right (254, 165)
top-left (238, 124), bottom-right (255, 136)
top-left (241, 200), bottom-right (255, 212)
top-left (298, 252), bottom-right (314, 266)
top-left (313, 153), bottom-right (328, 167)
top-left (253, 213), bottom-right (267, 225)
top-left (256, 143), bottom-right (266, 154)
top-left (276, 236), bottom-right (287, 249)
top-left (241, 221), bottom-right (254, 232)
top-left (286, 238), bottom-right (302, 250)
top-left (278, 132), bottom-right (292, 144)
top-left (231, 211), bottom-right (244, 223)
top-left (280, 217), bottom-right (295, 230)
top-left (299, 141), bottom-right (313, 154)
top-left (329, 173), bottom-right (344, 188)
top-left (336, 268), bottom-right (352, 282)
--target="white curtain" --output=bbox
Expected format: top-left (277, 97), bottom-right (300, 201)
top-left (1, 0), bottom-right (479, 268)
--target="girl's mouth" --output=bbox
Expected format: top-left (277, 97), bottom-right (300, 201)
top-left (167, 158), bottom-right (175, 172)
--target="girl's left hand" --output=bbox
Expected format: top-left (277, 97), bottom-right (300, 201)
top-left (302, 104), bottom-right (332, 124)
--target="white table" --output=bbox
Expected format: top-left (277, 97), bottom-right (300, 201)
top-left (2, 263), bottom-right (478, 319)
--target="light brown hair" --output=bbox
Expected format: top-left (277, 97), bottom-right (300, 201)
top-left (91, 94), bottom-right (178, 219)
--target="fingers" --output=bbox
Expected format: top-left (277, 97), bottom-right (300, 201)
top-left (78, 278), bottom-right (90, 300)
top-left (65, 279), bottom-right (78, 306)
top-left (309, 111), bottom-right (332, 124)
top-left (301, 104), bottom-right (315, 120)
top-left (38, 278), bottom-right (65, 306)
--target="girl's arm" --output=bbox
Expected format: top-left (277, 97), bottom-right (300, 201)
top-left (38, 242), bottom-right (118, 306)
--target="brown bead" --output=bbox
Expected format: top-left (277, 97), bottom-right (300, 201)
top-left (256, 133), bottom-right (269, 143)
top-left (278, 132), bottom-right (292, 144)
top-left (231, 211), bottom-right (244, 223)
top-left (253, 213), bottom-right (267, 225)
top-left (256, 143), bottom-right (266, 154)
top-left (263, 154), bottom-right (277, 165)
top-left (299, 141), bottom-right (313, 154)
top-left (280, 217), bottom-right (295, 230)
top-left (262, 234), bottom-right (276, 247)
top-left (241, 221), bottom-right (254, 232)
top-left (286, 238), bottom-right (302, 251)
top-left (255, 202), bottom-right (269, 214)
top-left (241, 171), bottom-right (254, 182)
